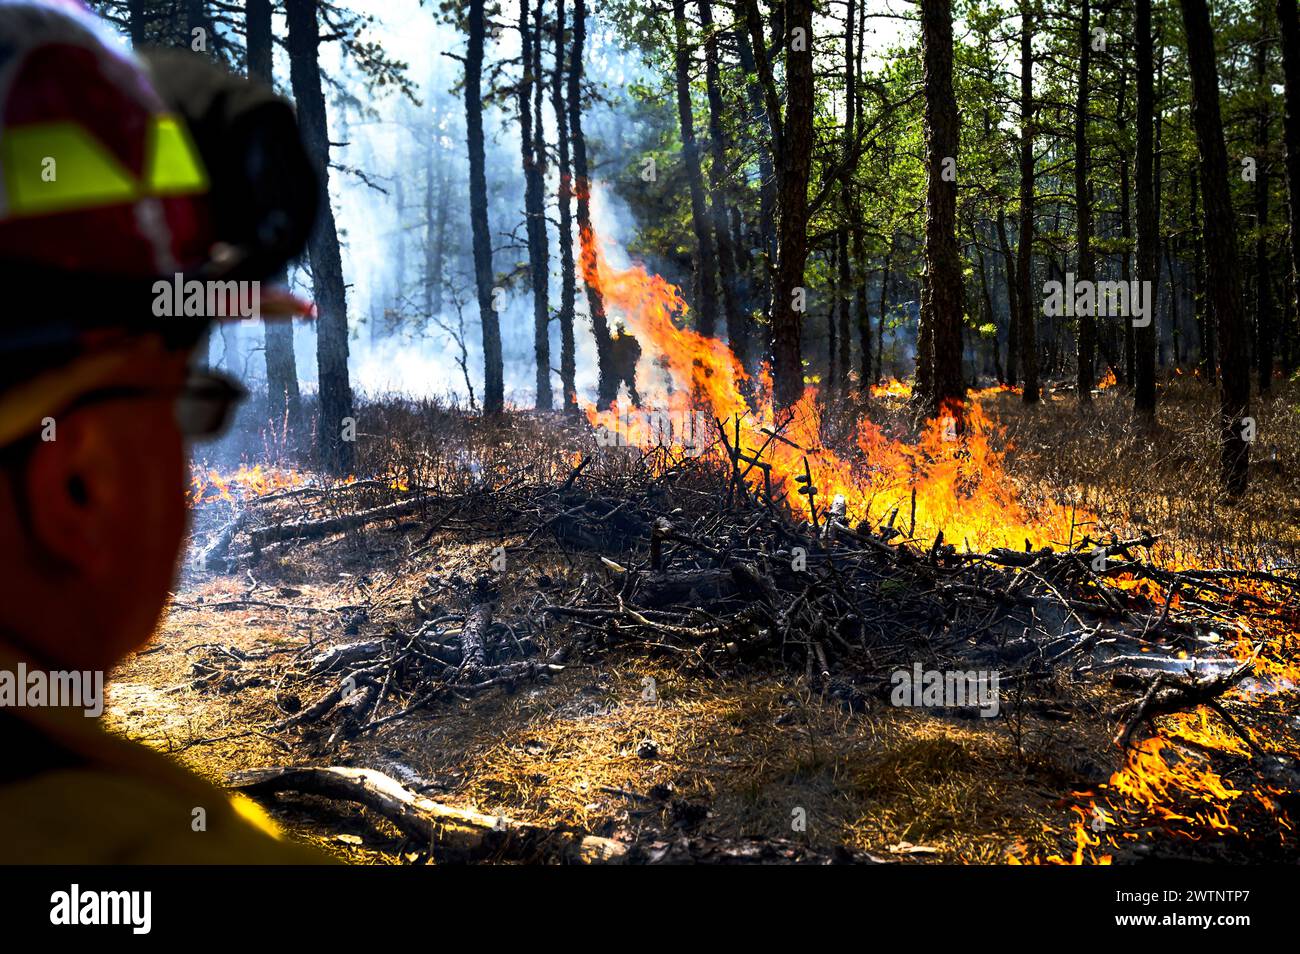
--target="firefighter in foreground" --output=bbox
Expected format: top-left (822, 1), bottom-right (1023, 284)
top-left (0, 0), bottom-right (325, 862)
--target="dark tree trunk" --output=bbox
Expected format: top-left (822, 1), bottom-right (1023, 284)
top-left (734, 20), bottom-right (776, 306)
top-left (1190, 165), bottom-right (1215, 377)
top-left (767, 0), bottom-right (814, 408)
top-left (671, 0), bottom-right (720, 339)
top-left (1017, 3), bottom-right (1038, 404)
top-left (425, 145), bottom-right (449, 319)
top-left (699, 0), bottom-right (748, 366)
top-left (1135, 0), bottom-right (1158, 415)
top-left (519, 0), bottom-right (552, 410)
top-left (570, 0), bottom-right (615, 406)
top-left (1075, 0), bottom-right (1095, 404)
top-left (877, 239), bottom-right (892, 382)
top-left (1255, 12), bottom-right (1275, 393)
top-left (1280, 0), bottom-right (1300, 379)
top-left (246, 0), bottom-right (303, 444)
top-left (1179, 0), bottom-right (1251, 494)
top-left (553, 0), bottom-right (578, 413)
top-left (835, 0), bottom-right (855, 396)
top-left (285, 0), bottom-right (354, 473)
top-left (917, 0), bottom-right (965, 415)
top-left (998, 208), bottom-right (1020, 384)
top-left (465, 0), bottom-right (504, 415)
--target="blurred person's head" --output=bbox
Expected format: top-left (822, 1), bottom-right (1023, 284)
top-left (0, 336), bottom-right (206, 671)
top-left (0, 0), bottom-right (313, 674)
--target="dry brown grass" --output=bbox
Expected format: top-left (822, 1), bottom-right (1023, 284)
top-left (990, 376), bottom-right (1300, 569)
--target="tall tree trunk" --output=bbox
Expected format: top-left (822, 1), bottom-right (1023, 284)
top-left (699, 0), bottom-right (748, 366)
top-left (1135, 0), bottom-right (1158, 415)
top-left (917, 0), bottom-right (965, 415)
top-left (671, 0), bottom-right (720, 339)
top-left (853, 0), bottom-right (872, 392)
top-left (1255, 7), bottom-right (1275, 393)
top-left (519, 0), bottom-right (552, 410)
top-left (1179, 0), bottom-right (1251, 494)
top-left (465, 0), bottom-right (503, 415)
top-left (1075, 0), bottom-right (1095, 404)
top-left (1190, 165), bottom-right (1215, 376)
top-left (553, 0), bottom-right (578, 413)
top-left (285, 0), bottom-right (354, 472)
top-left (767, 0), bottom-right (814, 408)
top-left (247, 0), bottom-right (303, 445)
top-left (734, 19), bottom-right (776, 307)
top-left (998, 208), bottom-right (1020, 384)
top-left (570, 0), bottom-right (615, 406)
top-left (425, 145), bottom-right (450, 319)
top-left (835, 0), bottom-right (855, 396)
top-left (1279, 0), bottom-right (1300, 380)
top-left (1017, 2), bottom-right (1039, 404)
top-left (877, 238), bottom-right (892, 382)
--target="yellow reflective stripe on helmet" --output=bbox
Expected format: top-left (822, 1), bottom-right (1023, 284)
top-left (1, 115), bottom-right (206, 218)
top-left (3, 121), bottom-right (136, 215)
top-left (145, 114), bottom-right (208, 194)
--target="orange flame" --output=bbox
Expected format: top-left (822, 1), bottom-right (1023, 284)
top-left (579, 224), bottom-right (1084, 549)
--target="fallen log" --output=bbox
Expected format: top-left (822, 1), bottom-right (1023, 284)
top-left (458, 601), bottom-right (492, 679)
top-left (228, 766), bottom-right (888, 864)
top-left (228, 765), bottom-right (626, 864)
top-left (250, 495), bottom-right (442, 550)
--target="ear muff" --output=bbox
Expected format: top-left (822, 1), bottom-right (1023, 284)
top-left (140, 49), bottom-right (318, 281)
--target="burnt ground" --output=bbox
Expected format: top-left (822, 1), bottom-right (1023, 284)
top-left (103, 387), bottom-right (1300, 864)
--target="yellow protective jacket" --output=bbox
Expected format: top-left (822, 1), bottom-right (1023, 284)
top-left (0, 648), bottom-right (328, 864)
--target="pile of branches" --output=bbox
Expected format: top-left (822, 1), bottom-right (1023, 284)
top-left (180, 417), bottom-right (1300, 862)
top-left (186, 421), bottom-right (1299, 758)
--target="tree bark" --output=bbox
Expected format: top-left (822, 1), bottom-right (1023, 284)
top-left (917, 0), bottom-right (965, 416)
top-left (1190, 165), bottom-right (1215, 377)
top-left (1279, 0), bottom-right (1300, 380)
top-left (998, 208), bottom-right (1019, 385)
top-left (768, 0), bottom-right (814, 409)
top-left (285, 0), bottom-right (354, 473)
top-left (835, 0), bottom-right (855, 397)
top-left (699, 0), bottom-right (748, 366)
top-left (1075, 0), bottom-right (1095, 404)
top-left (570, 0), bottom-right (615, 406)
top-left (1178, 0), bottom-right (1251, 494)
top-left (1017, 2), bottom-right (1038, 404)
top-left (734, 18), bottom-right (776, 313)
top-left (466, 0), bottom-right (504, 415)
top-left (519, 0), bottom-right (552, 410)
top-left (1255, 7), bottom-right (1275, 393)
top-left (247, 0), bottom-right (303, 444)
top-left (553, 0), bottom-right (578, 413)
top-left (424, 143), bottom-right (449, 320)
top-left (671, 0), bottom-right (720, 339)
top-left (1135, 0), bottom-right (1158, 416)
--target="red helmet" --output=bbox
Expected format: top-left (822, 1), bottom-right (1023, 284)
top-left (0, 0), bottom-right (212, 277)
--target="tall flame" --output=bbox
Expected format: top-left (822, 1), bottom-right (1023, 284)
top-left (579, 223), bottom-right (1082, 550)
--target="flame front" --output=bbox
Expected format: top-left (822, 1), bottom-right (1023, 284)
top-left (579, 224), bottom-right (1081, 550)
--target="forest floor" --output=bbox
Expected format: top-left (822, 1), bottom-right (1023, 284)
top-left (103, 376), bottom-right (1300, 864)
